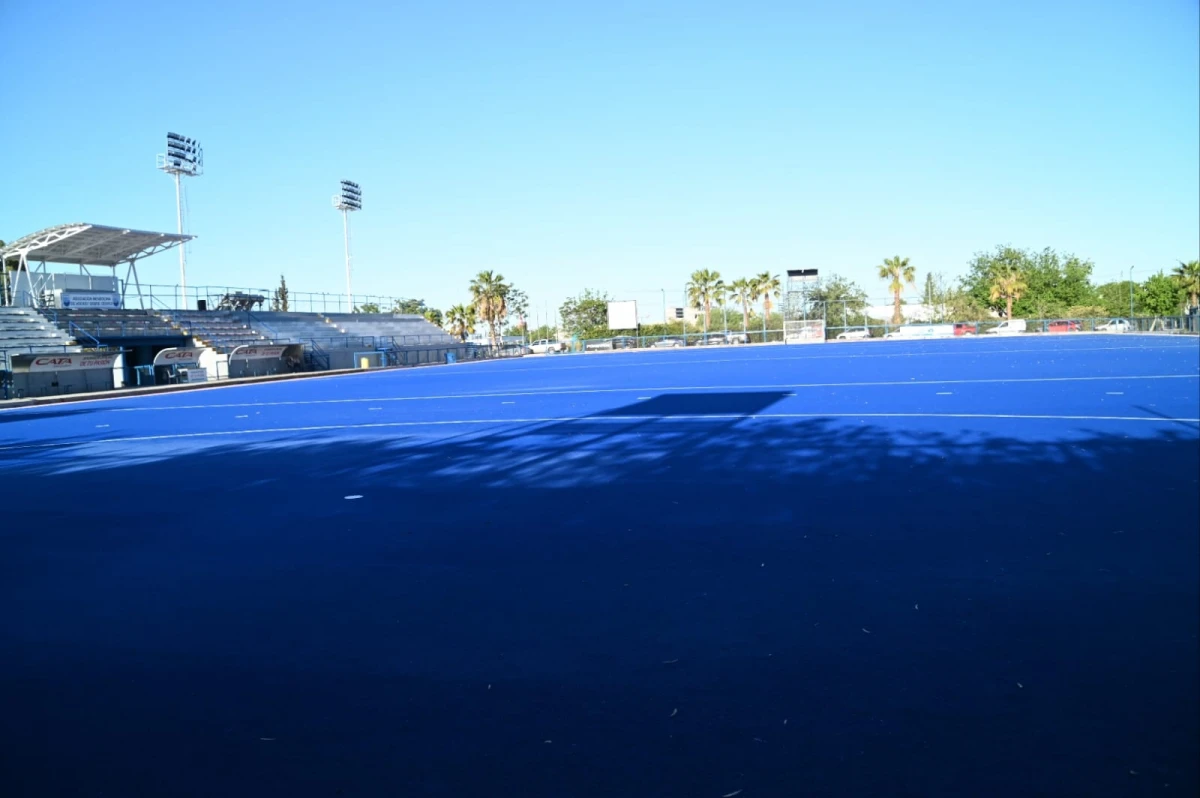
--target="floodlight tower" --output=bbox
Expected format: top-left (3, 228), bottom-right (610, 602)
top-left (332, 180), bottom-right (362, 312)
top-left (157, 132), bottom-right (203, 309)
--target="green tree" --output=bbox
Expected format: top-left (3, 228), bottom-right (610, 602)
top-left (729, 278), bottom-right (755, 332)
top-left (469, 270), bottom-right (511, 346)
top-left (445, 304), bottom-right (476, 341)
top-left (1094, 281), bottom-right (1137, 317)
top-left (527, 323), bottom-right (557, 342)
top-left (753, 272), bottom-right (781, 336)
top-left (423, 307), bottom-right (443, 327)
top-left (356, 302), bottom-right (381, 314)
top-left (686, 269), bottom-right (723, 331)
top-left (393, 298), bottom-right (428, 315)
top-left (558, 289), bottom-right (611, 338)
top-left (988, 266), bottom-right (1028, 320)
top-left (506, 288), bottom-right (529, 338)
top-left (877, 256), bottom-right (916, 325)
top-left (806, 275), bottom-right (869, 327)
top-left (272, 275), bottom-right (289, 312)
top-left (962, 246), bottom-right (1096, 318)
top-left (1174, 260), bottom-right (1200, 309)
top-left (1137, 272), bottom-right (1187, 316)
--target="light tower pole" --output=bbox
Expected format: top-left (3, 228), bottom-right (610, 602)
top-left (332, 180), bottom-right (362, 312)
top-left (157, 132), bottom-right (203, 309)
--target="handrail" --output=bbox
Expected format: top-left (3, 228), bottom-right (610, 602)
top-left (246, 309), bottom-right (281, 341)
top-left (68, 321), bottom-right (101, 347)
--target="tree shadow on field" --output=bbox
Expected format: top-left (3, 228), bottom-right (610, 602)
top-left (0, 394), bottom-right (1197, 798)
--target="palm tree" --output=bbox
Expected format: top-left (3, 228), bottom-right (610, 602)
top-left (445, 304), bottom-right (476, 342)
top-left (423, 307), bottom-right (443, 327)
top-left (988, 266), bottom-right (1028, 320)
top-left (1174, 259), bottom-right (1200, 309)
top-left (730, 278), bottom-right (754, 332)
top-left (469, 270), bottom-right (510, 346)
top-left (686, 269), bottom-right (723, 332)
top-left (754, 272), bottom-right (781, 338)
top-left (878, 256), bottom-right (917, 325)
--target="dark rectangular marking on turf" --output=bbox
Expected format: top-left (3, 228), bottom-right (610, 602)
top-left (590, 392), bottom-right (792, 418)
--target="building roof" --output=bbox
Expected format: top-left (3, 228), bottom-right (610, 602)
top-left (0, 223), bottom-right (192, 267)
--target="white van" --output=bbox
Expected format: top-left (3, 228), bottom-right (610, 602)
top-left (985, 319), bottom-right (1026, 335)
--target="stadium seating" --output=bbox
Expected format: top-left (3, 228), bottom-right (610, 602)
top-left (45, 309), bottom-right (181, 342)
top-left (164, 311), bottom-right (276, 353)
top-left (0, 307), bottom-right (81, 369)
top-left (321, 313), bottom-right (456, 346)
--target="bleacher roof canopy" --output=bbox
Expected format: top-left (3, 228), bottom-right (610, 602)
top-left (0, 223), bottom-right (192, 267)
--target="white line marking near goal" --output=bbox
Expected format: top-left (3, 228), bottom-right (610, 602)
top-left (91, 374), bottom-right (1199, 413)
top-left (1106, 392), bottom-right (1124, 395)
top-left (936, 392), bottom-right (953, 395)
top-left (1, 411), bottom-right (1196, 453)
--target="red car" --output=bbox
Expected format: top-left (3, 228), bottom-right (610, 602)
top-left (953, 322), bottom-right (977, 336)
top-left (1048, 319), bottom-right (1082, 333)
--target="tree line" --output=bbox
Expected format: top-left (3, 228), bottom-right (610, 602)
top-left (307, 247), bottom-right (1199, 343)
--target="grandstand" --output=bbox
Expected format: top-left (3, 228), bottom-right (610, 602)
top-left (162, 310), bottom-right (275, 353)
top-left (45, 308), bottom-right (182, 343)
top-left (0, 307), bottom-right (81, 369)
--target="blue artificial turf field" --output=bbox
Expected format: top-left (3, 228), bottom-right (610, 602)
top-left (1, 335), bottom-right (1198, 797)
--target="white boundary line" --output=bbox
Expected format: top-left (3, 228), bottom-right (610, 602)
top-left (1, 411), bottom-right (1196, 453)
top-left (80, 373), bottom-right (1200, 412)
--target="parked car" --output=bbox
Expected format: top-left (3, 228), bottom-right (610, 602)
top-left (1096, 318), bottom-right (1134, 333)
top-left (725, 332), bottom-right (750, 344)
top-left (700, 334), bottom-right (727, 346)
top-left (529, 339), bottom-right (566, 354)
top-left (1047, 319), bottom-right (1082, 333)
top-left (836, 327), bottom-right (870, 340)
top-left (953, 322), bottom-right (978, 336)
top-left (611, 336), bottom-right (638, 350)
top-left (651, 337), bottom-right (685, 348)
top-left (985, 319), bottom-right (1027, 335)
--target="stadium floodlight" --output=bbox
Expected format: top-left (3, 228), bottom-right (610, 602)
top-left (332, 180), bottom-right (362, 312)
top-left (157, 132), bottom-right (204, 309)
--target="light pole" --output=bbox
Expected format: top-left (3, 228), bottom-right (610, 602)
top-left (661, 288), bottom-right (666, 325)
top-left (157, 132), bottom-right (203, 309)
top-left (1129, 266), bottom-right (1135, 319)
top-left (333, 180), bottom-right (362, 313)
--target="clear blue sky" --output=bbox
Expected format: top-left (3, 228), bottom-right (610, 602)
top-left (2, 0), bottom-right (1197, 321)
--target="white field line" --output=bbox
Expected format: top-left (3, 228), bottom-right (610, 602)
top-left (75, 373), bottom-right (1200, 413)
top-left (1, 411), bottom-right (1196, 453)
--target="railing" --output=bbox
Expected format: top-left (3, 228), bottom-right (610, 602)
top-left (67, 321), bottom-right (101, 347)
top-left (137, 284), bottom-right (423, 315)
top-left (558, 315), bottom-right (1199, 351)
top-left (308, 340), bottom-right (330, 371)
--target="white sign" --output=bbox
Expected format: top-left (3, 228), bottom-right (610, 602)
top-left (230, 345), bottom-right (287, 360)
top-left (58, 291), bottom-right (121, 309)
top-left (180, 368), bottom-right (209, 383)
top-left (152, 347), bottom-right (208, 367)
top-left (607, 300), bottom-right (638, 331)
top-left (28, 353), bottom-right (121, 372)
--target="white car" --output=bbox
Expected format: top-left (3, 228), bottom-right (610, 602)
top-left (529, 339), bottom-right (566, 354)
top-left (836, 328), bottom-right (870, 340)
top-left (1096, 318), bottom-right (1133, 333)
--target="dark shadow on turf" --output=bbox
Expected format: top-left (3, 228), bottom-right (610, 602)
top-left (0, 414), bottom-right (1197, 798)
top-left (591, 391), bottom-right (791, 417)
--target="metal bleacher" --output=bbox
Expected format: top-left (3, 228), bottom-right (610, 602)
top-left (0, 307), bottom-right (81, 369)
top-left (320, 313), bottom-right (457, 346)
top-left (164, 310), bottom-right (277, 353)
top-left (45, 309), bottom-right (182, 343)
